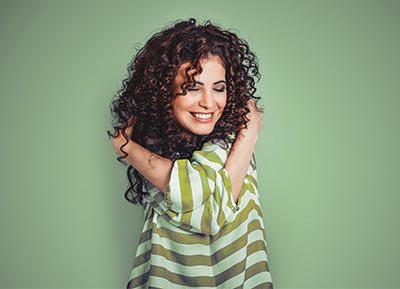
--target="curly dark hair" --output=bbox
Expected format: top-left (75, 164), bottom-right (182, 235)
top-left (107, 18), bottom-right (261, 205)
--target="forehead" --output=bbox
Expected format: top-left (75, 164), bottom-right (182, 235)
top-left (174, 56), bottom-right (226, 84)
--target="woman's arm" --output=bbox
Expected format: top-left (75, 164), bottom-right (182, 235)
top-left (111, 99), bottom-right (263, 202)
top-left (225, 98), bottom-right (263, 201)
top-left (112, 123), bottom-right (173, 193)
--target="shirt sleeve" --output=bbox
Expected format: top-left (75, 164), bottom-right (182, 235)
top-left (163, 141), bottom-right (241, 235)
top-left (240, 152), bottom-right (259, 198)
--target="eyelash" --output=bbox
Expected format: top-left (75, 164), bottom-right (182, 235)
top-left (187, 88), bottom-right (226, 92)
top-left (214, 88), bottom-right (226, 92)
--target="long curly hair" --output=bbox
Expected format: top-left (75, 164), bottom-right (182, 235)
top-left (107, 18), bottom-right (261, 205)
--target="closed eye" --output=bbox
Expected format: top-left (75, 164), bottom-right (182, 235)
top-left (214, 87), bottom-right (226, 92)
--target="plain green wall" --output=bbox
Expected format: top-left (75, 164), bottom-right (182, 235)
top-left (1, 0), bottom-right (399, 288)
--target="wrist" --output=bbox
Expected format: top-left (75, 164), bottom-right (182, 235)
top-left (115, 138), bottom-right (133, 158)
top-left (236, 129), bottom-right (259, 145)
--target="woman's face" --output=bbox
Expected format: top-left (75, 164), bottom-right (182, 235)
top-left (172, 55), bottom-right (227, 136)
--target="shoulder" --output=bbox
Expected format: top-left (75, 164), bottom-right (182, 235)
top-left (201, 134), bottom-right (235, 152)
top-left (192, 137), bottom-right (234, 166)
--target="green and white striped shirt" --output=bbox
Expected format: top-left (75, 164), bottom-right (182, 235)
top-left (127, 141), bottom-right (273, 288)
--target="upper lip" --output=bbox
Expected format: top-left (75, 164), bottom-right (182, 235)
top-left (191, 112), bottom-right (214, 115)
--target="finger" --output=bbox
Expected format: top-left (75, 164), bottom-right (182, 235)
top-left (246, 99), bottom-right (256, 110)
top-left (127, 115), bottom-right (137, 126)
top-left (251, 103), bottom-right (261, 114)
top-left (122, 125), bottom-right (133, 135)
top-left (247, 98), bottom-right (255, 105)
top-left (119, 116), bottom-right (136, 136)
top-left (252, 101), bottom-right (263, 112)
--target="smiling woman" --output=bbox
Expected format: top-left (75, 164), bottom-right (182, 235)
top-left (172, 55), bottom-right (227, 135)
top-left (107, 18), bottom-right (273, 288)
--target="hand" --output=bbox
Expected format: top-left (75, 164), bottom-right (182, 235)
top-left (111, 116), bottom-right (137, 157)
top-left (239, 98), bottom-right (264, 140)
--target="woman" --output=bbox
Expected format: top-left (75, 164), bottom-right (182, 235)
top-left (108, 18), bottom-right (273, 289)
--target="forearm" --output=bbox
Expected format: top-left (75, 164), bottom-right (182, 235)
top-left (224, 132), bottom-right (258, 202)
top-left (120, 139), bottom-right (173, 193)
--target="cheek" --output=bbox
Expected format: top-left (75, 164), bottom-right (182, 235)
top-left (175, 97), bottom-right (199, 113)
top-left (219, 95), bottom-right (228, 110)
top-left (171, 98), bottom-right (181, 113)
top-left (171, 98), bottom-right (188, 120)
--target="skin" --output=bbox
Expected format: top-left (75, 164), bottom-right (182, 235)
top-left (172, 55), bottom-right (227, 136)
top-left (111, 57), bottom-right (263, 202)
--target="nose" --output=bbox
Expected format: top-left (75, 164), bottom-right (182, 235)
top-left (198, 90), bottom-right (215, 109)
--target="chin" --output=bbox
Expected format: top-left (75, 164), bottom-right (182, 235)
top-left (190, 127), bottom-right (215, 136)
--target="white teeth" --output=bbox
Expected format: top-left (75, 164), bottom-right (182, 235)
top-left (193, 113), bottom-right (212, 119)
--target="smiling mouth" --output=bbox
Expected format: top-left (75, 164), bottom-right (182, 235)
top-left (191, 112), bottom-right (213, 120)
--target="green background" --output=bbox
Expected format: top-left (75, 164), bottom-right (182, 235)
top-left (1, 0), bottom-right (399, 288)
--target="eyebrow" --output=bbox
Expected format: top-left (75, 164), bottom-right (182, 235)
top-left (195, 80), bottom-right (226, 85)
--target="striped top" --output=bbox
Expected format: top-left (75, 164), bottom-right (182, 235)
top-left (127, 141), bottom-right (273, 288)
